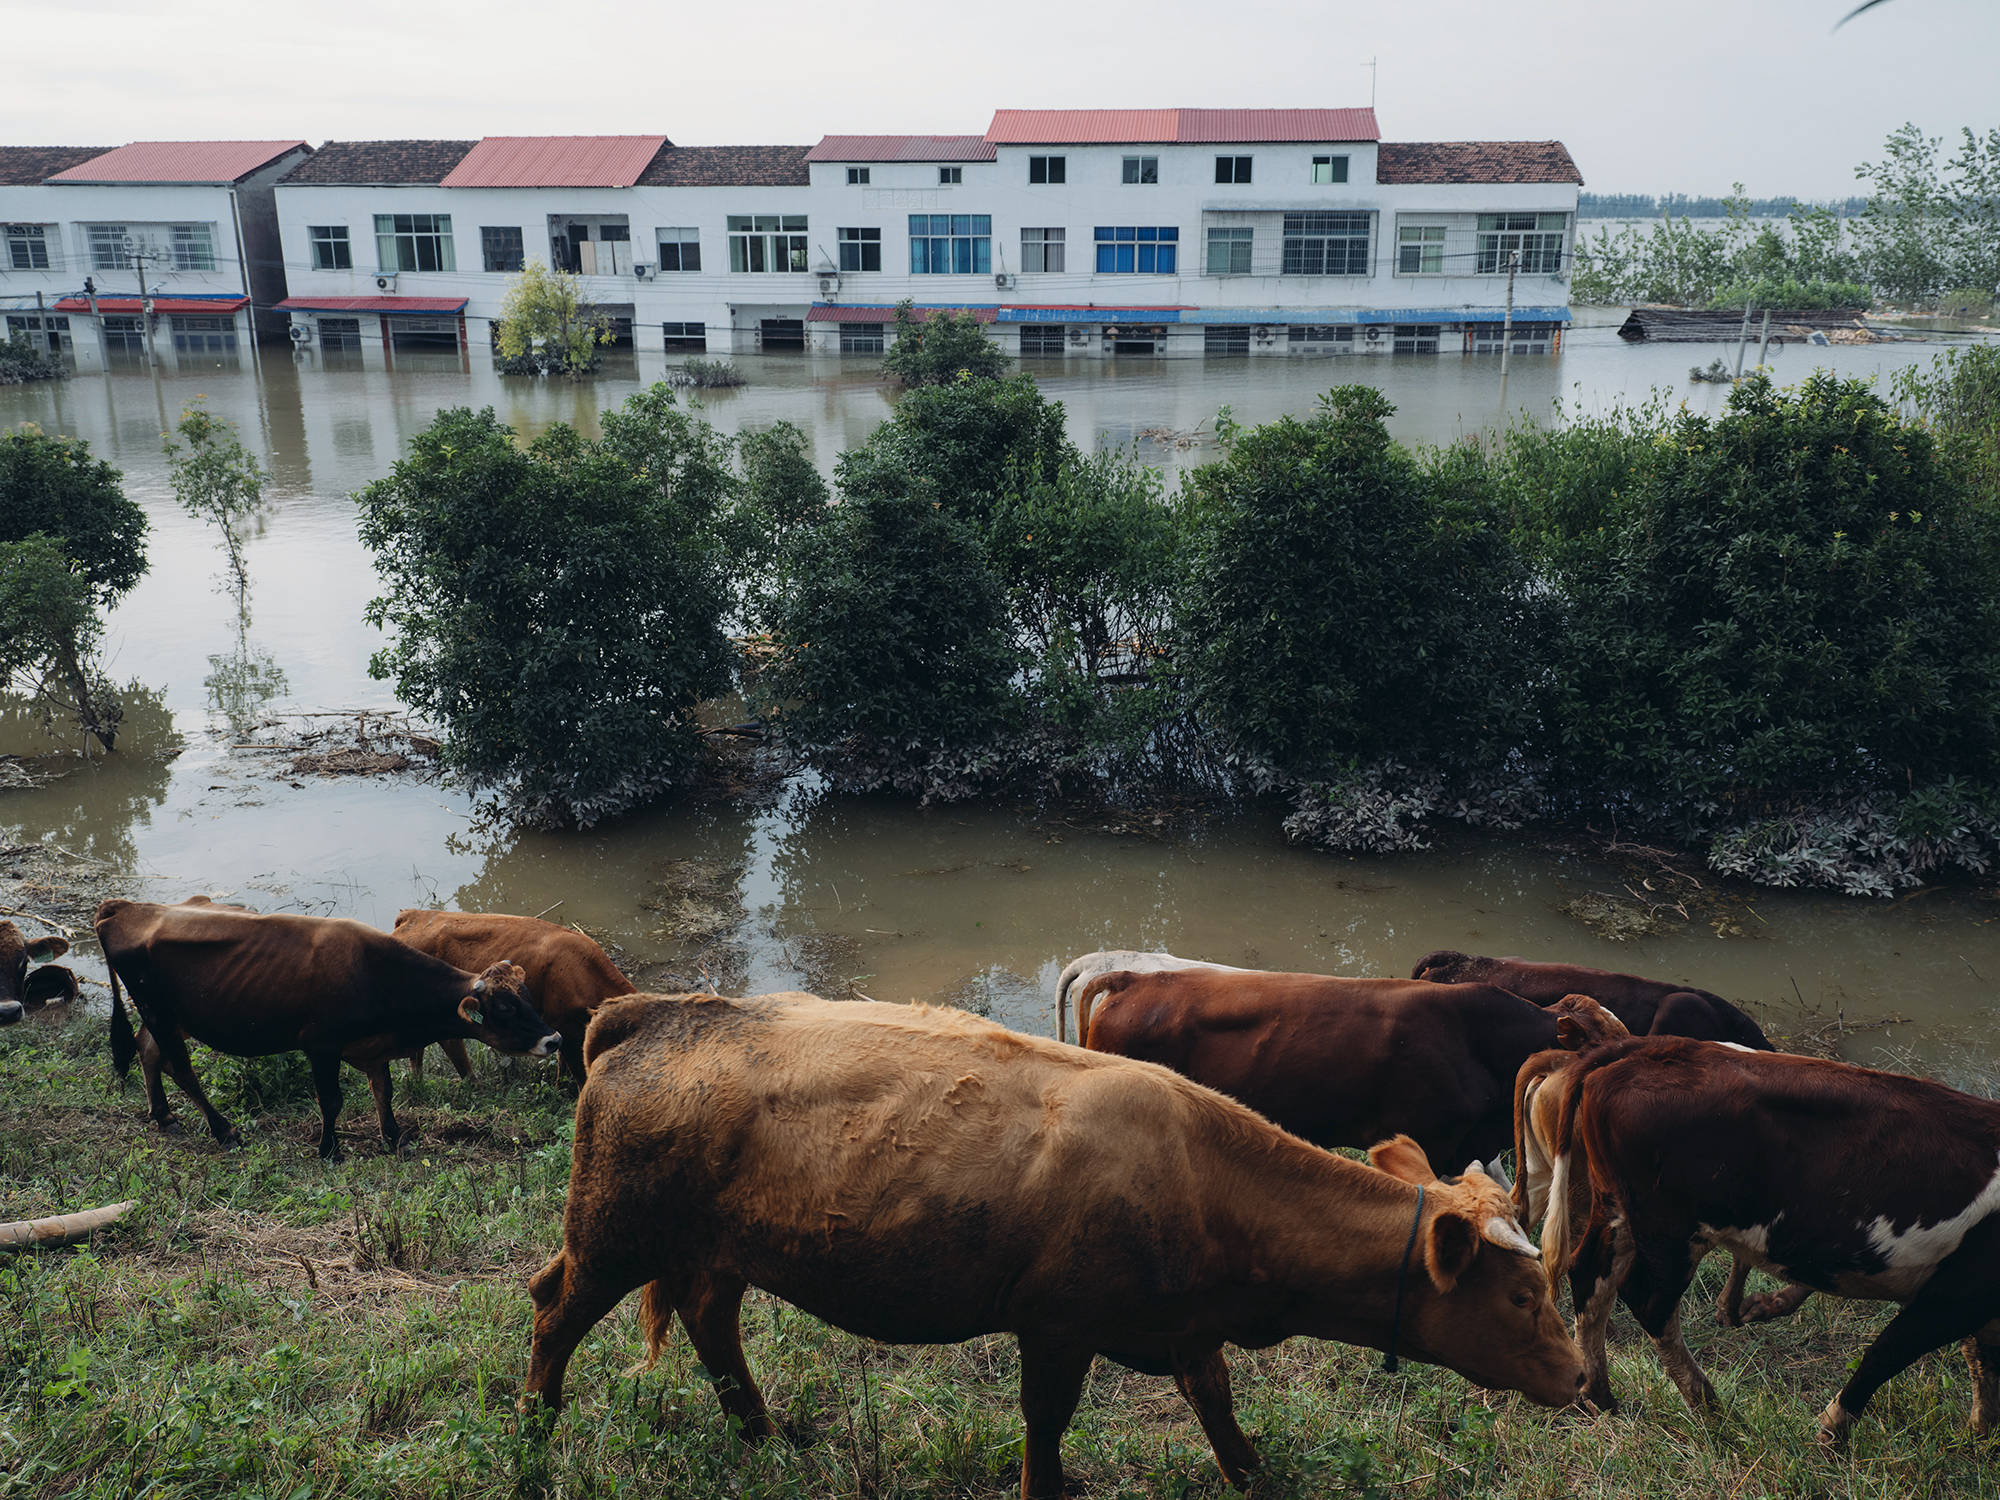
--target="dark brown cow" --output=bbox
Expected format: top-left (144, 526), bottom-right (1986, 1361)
top-left (1543, 1036), bottom-right (2000, 1447)
top-left (391, 910), bottom-right (635, 1081)
top-left (524, 992), bottom-right (1585, 1499)
top-left (97, 897), bottom-right (561, 1160)
top-left (1411, 950), bottom-right (1772, 1049)
top-left (1077, 969), bottom-right (1563, 1166)
top-left (0, 920), bottom-right (76, 1027)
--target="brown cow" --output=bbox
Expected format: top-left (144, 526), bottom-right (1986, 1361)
top-left (0, 920), bottom-right (76, 1027)
top-left (1411, 950), bottom-right (1772, 1050)
top-left (1076, 969), bottom-right (1566, 1166)
top-left (97, 897), bottom-right (561, 1160)
top-left (1543, 1036), bottom-right (2000, 1447)
top-left (391, 910), bottom-right (635, 1081)
top-left (523, 992), bottom-right (1584, 1499)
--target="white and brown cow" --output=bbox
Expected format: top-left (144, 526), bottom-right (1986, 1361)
top-left (1054, 949), bottom-right (1254, 1043)
top-left (1542, 1036), bottom-right (2000, 1447)
top-left (524, 992), bottom-right (1586, 1499)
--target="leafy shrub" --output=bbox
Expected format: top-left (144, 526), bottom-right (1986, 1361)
top-left (0, 428), bottom-right (146, 604)
top-left (669, 358), bottom-right (747, 389)
top-left (1510, 373), bottom-right (2000, 815)
top-left (494, 262), bottom-right (612, 376)
top-left (1705, 277), bottom-right (1872, 310)
top-left (869, 373), bottom-right (1069, 534)
top-left (880, 302), bottom-right (1007, 387)
top-left (0, 334), bottom-right (65, 385)
top-left (1893, 343), bottom-right (2000, 501)
top-left (358, 387), bottom-right (735, 827)
top-left (0, 535), bottom-right (124, 752)
top-left (1176, 386), bottom-right (1541, 781)
top-left (731, 422), bottom-right (829, 630)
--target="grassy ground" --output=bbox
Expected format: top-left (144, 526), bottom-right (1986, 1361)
top-left (1, 1002), bottom-right (1995, 1500)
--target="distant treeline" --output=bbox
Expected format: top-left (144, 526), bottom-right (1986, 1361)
top-left (1579, 192), bottom-right (1871, 219)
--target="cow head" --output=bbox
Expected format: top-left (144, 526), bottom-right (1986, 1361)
top-left (456, 961), bottom-right (563, 1059)
top-left (1366, 1135), bottom-right (1585, 1408)
top-left (0, 921), bottom-right (75, 1027)
top-left (1552, 993), bottom-right (1629, 1051)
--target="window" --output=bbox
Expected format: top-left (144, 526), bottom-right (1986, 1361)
top-left (1281, 212), bottom-right (1370, 275)
top-left (1204, 324), bottom-right (1250, 355)
top-left (170, 223), bottom-right (216, 272)
top-left (374, 213), bottom-right (455, 272)
top-left (1020, 227), bottom-right (1064, 273)
top-left (909, 214), bottom-right (991, 274)
top-left (5, 313), bottom-right (68, 351)
top-left (481, 226), bottom-right (525, 273)
top-left (1122, 155), bottom-right (1159, 184)
top-left (1206, 226), bottom-right (1252, 275)
top-left (1289, 324), bottom-right (1353, 345)
top-left (838, 227), bottom-right (881, 272)
top-left (847, 167), bottom-right (870, 185)
top-left (1393, 324), bottom-right (1440, 355)
top-left (5, 224), bottom-right (50, 270)
top-left (939, 166), bottom-right (963, 185)
top-left (662, 321), bottom-right (707, 351)
top-left (1477, 213), bottom-right (1567, 274)
top-left (657, 228), bottom-right (701, 272)
top-left (1214, 155), bottom-right (1252, 184)
top-left (317, 316), bottom-right (362, 351)
top-left (101, 315), bottom-right (145, 354)
top-left (308, 225), bottom-right (351, 270)
top-left (1312, 155), bottom-right (1349, 184)
top-left (1397, 224), bottom-right (1445, 275)
top-left (1028, 155), bottom-right (1065, 184)
top-left (1018, 323), bottom-right (1068, 355)
top-left (1471, 320), bottom-right (1558, 355)
top-left (172, 314), bottom-right (237, 353)
top-left (728, 215), bottom-right (808, 272)
top-left (840, 322), bottom-right (885, 354)
top-left (87, 225), bottom-right (131, 270)
top-left (1094, 226), bottom-right (1178, 274)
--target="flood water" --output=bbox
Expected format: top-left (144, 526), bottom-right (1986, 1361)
top-left (3, 319), bottom-right (1996, 1089)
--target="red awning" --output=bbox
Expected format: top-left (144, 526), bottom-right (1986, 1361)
top-left (806, 304), bottom-right (996, 323)
top-left (53, 296), bottom-right (248, 315)
top-left (274, 296), bottom-right (467, 314)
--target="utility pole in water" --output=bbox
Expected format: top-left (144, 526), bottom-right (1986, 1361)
top-left (1754, 307), bottom-right (1773, 371)
top-left (1497, 249), bottom-right (1519, 411)
top-left (1731, 300), bottom-right (1754, 380)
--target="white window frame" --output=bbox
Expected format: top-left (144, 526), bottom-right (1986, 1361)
top-left (1020, 226), bottom-right (1064, 273)
top-left (1206, 226), bottom-right (1252, 275)
top-left (374, 213), bottom-right (455, 273)
top-left (480, 225), bottom-right (525, 273)
top-left (170, 223), bottom-right (217, 272)
top-left (1397, 224), bottom-right (1445, 275)
top-left (656, 227), bottom-right (700, 272)
top-left (939, 166), bottom-right (963, 185)
top-left (728, 214), bottom-right (808, 273)
top-left (5, 223), bottom-right (53, 271)
top-left (86, 224), bottom-right (132, 270)
top-left (1214, 155), bottom-right (1252, 184)
top-left (308, 224), bottom-right (351, 271)
top-left (1476, 213), bottom-right (1567, 275)
top-left (847, 167), bottom-right (870, 185)
top-left (1122, 155), bottom-right (1159, 185)
top-left (838, 226), bottom-right (881, 272)
top-left (1281, 212), bottom-right (1371, 276)
top-left (1028, 155), bottom-right (1065, 184)
top-left (1311, 154), bottom-right (1349, 184)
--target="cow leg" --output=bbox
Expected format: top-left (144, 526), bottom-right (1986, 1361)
top-left (559, 1020), bottom-right (588, 1084)
top-left (136, 1025), bottom-right (175, 1130)
top-left (1715, 1258), bottom-right (1750, 1326)
top-left (1964, 1333), bottom-right (2000, 1436)
top-left (150, 1025), bottom-right (238, 1146)
top-left (1569, 1205), bottom-right (1635, 1414)
top-left (676, 1272), bottom-right (774, 1441)
top-left (1172, 1346), bottom-right (1257, 1487)
top-left (1016, 1337), bottom-right (1094, 1500)
top-left (1620, 1238), bottom-right (1715, 1412)
top-left (1822, 1234), bottom-right (2000, 1448)
top-left (307, 1050), bottom-right (346, 1161)
top-left (522, 1250), bottom-right (643, 1414)
top-left (363, 1063), bottom-right (407, 1150)
top-left (1740, 1282), bottom-right (1814, 1325)
top-left (437, 1037), bottom-right (472, 1080)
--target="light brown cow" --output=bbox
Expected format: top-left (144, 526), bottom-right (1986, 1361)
top-left (391, 910), bottom-right (635, 1082)
top-left (523, 992), bottom-right (1585, 1499)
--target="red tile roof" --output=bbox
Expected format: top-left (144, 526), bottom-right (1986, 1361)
top-left (274, 296), bottom-right (468, 314)
top-left (0, 146), bottom-right (116, 185)
top-left (54, 296), bottom-right (248, 314)
top-left (440, 135), bottom-right (669, 188)
top-left (1376, 141), bottom-right (1582, 185)
top-left (49, 141), bottom-right (308, 184)
top-left (807, 304), bottom-right (997, 323)
top-left (807, 135), bottom-right (998, 163)
top-left (985, 108), bottom-right (1379, 144)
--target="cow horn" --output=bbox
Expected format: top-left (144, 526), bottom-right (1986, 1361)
top-left (1481, 1155), bottom-right (1514, 1192)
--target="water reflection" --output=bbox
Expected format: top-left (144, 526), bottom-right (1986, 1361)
top-left (0, 686), bottom-right (177, 869)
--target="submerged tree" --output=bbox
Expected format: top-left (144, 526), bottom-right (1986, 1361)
top-left (880, 301), bottom-right (1008, 387)
top-left (164, 402), bottom-right (268, 607)
top-left (495, 261), bottom-right (613, 377)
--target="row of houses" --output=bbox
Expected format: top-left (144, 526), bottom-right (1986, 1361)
top-left (1, 110), bottom-right (1582, 369)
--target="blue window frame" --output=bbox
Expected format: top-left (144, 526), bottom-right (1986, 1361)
top-left (909, 214), bottom-right (991, 274)
top-left (1093, 226), bottom-right (1179, 274)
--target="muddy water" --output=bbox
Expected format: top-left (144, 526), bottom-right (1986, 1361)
top-left (2, 326), bottom-right (1996, 1089)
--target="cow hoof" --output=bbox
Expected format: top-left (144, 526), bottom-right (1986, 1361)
top-left (150, 1116), bottom-right (182, 1135)
top-left (1817, 1400), bottom-right (1855, 1450)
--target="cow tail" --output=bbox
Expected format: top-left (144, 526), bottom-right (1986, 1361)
top-left (1512, 1056), bottom-right (1552, 1228)
top-left (1073, 974), bottom-right (1119, 1048)
top-left (107, 961), bottom-right (136, 1079)
top-left (1539, 1053), bottom-right (1595, 1296)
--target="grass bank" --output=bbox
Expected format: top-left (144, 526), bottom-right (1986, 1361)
top-left (1, 1003), bottom-right (1993, 1500)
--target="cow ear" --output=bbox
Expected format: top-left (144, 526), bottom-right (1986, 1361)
top-left (22, 965), bottom-right (77, 1009)
top-left (25, 934), bottom-right (69, 961)
top-left (1555, 1015), bottom-right (1586, 1050)
top-left (458, 995), bottom-right (484, 1026)
top-left (1368, 1135), bottom-right (1438, 1186)
top-left (1424, 1208), bottom-right (1481, 1293)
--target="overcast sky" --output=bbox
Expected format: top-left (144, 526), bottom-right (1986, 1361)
top-left (3, 0), bottom-right (1993, 198)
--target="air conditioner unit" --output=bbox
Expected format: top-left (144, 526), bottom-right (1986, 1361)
top-left (633, 262), bottom-right (653, 280)
top-left (817, 272), bottom-right (839, 295)
top-left (374, 273), bottom-right (398, 292)
top-left (1254, 325), bottom-right (1273, 342)
top-left (994, 272), bottom-right (1015, 290)
top-left (1066, 326), bottom-right (1088, 345)
top-left (287, 322), bottom-right (311, 344)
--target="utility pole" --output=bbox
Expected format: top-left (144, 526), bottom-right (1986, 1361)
top-left (1497, 249), bottom-right (1519, 410)
top-left (1731, 300), bottom-right (1754, 381)
top-left (1754, 307), bottom-right (1773, 371)
top-left (133, 247), bottom-right (157, 368)
top-left (1364, 56), bottom-right (1378, 109)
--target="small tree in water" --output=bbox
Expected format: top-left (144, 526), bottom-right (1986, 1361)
top-left (880, 301), bottom-right (1007, 386)
top-left (495, 261), bottom-right (612, 376)
top-left (164, 402), bottom-right (267, 607)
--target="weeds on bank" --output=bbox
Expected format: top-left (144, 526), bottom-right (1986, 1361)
top-left (2, 1005), bottom-right (1996, 1499)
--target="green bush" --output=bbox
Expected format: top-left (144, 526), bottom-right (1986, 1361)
top-left (1177, 386), bottom-right (1540, 781)
top-left (0, 334), bottom-right (64, 384)
top-left (732, 422), bottom-right (829, 631)
top-left (357, 388), bottom-right (736, 827)
top-left (0, 427), bottom-right (147, 605)
top-left (1510, 373), bottom-right (2000, 814)
top-left (868, 373), bottom-right (1068, 534)
top-left (880, 301), bottom-right (1007, 387)
top-left (1705, 277), bottom-right (1873, 311)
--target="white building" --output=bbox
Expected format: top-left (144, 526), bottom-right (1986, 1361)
top-left (0, 141), bottom-right (310, 371)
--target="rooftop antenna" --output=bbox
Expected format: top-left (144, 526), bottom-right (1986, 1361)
top-left (1364, 56), bottom-right (1378, 110)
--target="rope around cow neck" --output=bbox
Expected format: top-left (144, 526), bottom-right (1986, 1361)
top-left (1381, 1183), bottom-right (1425, 1374)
